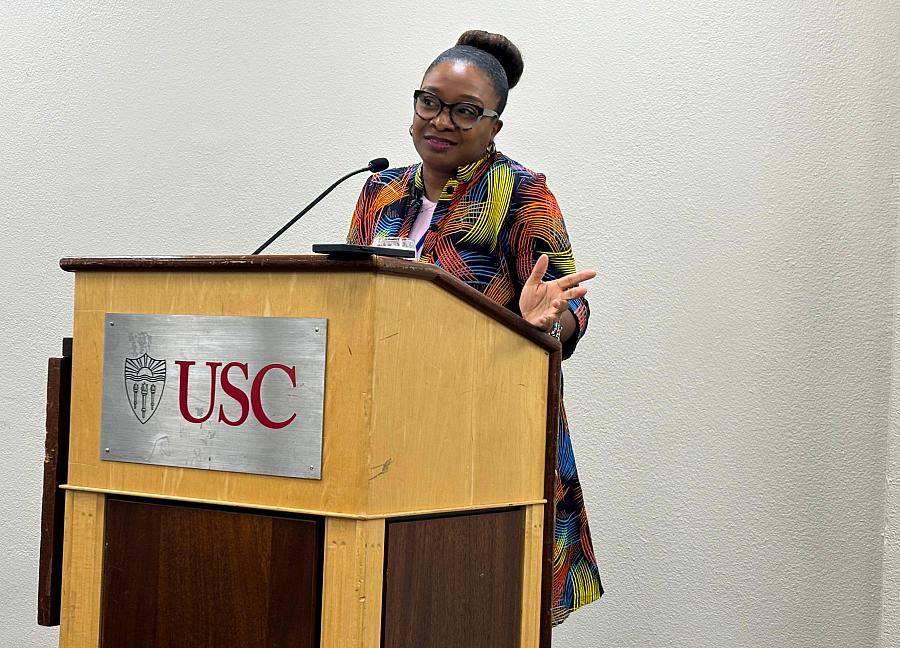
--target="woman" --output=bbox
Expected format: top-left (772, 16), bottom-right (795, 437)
top-left (347, 30), bottom-right (602, 625)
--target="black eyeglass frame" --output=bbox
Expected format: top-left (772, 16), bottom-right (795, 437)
top-left (412, 90), bottom-right (500, 130)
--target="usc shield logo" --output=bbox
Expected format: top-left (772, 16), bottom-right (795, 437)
top-left (124, 353), bottom-right (166, 424)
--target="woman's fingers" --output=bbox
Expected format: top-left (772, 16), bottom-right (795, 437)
top-left (526, 254), bottom-right (550, 286)
top-left (564, 285), bottom-right (589, 301)
top-left (551, 280), bottom-right (588, 303)
top-left (521, 257), bottom-right (595, 329)
top-left (558, 269), bottom-right (597, 290)
top-left (530, 256), bottom-right (595, 290)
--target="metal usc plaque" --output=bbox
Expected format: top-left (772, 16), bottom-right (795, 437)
top-left (100, 313), bottom-right (326, 479)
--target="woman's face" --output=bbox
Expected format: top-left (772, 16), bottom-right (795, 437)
top-left (412, 60), bottom-right (503, 176)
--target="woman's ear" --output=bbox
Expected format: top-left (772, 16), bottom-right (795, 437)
top-left (493, 119), bottom-right (504, 137)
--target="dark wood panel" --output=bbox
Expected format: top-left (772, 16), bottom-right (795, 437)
top-left (101, 498), bottom-right (322, 648)
top-left (382, 508), bottom-right (525, 648)
top-left (37, 339), bottom-right (72, 627)
top-left (101, 499), bottom-right (161, 645)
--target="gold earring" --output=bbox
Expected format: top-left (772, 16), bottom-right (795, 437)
top-left (486, 141), bottom-right (496, 156)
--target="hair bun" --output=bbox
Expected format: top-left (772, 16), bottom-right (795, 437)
top-left (456, 30), bottom-right (523, 89)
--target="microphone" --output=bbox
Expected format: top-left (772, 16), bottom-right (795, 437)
top-left (252, 158), bottom-right (390, 255)
top-left (368, 157), bottom-right (389, 173)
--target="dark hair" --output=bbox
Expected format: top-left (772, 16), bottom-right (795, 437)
top-left (425, 30), bottom-right (524, 115)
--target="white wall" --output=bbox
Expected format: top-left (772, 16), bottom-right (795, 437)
top-left (2, 2), bottom-right (897, 646)
top-left (884, 181), bottom-right (900, 648)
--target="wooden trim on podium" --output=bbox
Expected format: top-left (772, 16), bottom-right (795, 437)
top-left (320, 517), bottom-right (386, 648)
top-left (38, 339), bottom-right (72, 627)
top-left (59, 484), bottom-right (544, 519)
top-left (59, 490), bottom-right (105, 648)
top-left (541, 349), bottom-right (562, 648)
top-left (520, 503), bottom-right (546, 648)
top-left (59, 255), bottom-right (560, 354)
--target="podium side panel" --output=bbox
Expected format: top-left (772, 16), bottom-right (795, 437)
top-left (67, 271), bottom-right (375, 515)
top-left (368, 274), bottom-right (548, 514)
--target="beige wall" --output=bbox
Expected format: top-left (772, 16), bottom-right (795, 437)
top-left (883, 177), bottom-right (900, 648)
top-left (2, 2), bottom-right (898, 646)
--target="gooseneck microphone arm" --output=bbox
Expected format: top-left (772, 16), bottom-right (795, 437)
top-left (251, 157), bottom-right (389, 255)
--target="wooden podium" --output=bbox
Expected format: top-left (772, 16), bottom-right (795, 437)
top-left (41, 256), bottom-right (560, 648)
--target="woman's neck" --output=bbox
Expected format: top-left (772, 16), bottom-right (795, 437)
top-left (422, 165), bottom-right (452, 202)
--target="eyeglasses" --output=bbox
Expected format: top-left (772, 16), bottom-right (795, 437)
top-left (413, 90), bottom-right (499, 130)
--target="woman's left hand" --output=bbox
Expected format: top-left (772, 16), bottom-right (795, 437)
top-left (519, 254), bottom-right (597, 331)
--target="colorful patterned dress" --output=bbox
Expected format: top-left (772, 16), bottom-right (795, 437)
top-left (347, 151), bottom-right (603, 624)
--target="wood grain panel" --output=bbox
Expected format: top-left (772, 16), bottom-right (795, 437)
top-left (100, 497), bottom-right (322, 648)
top-left (382, 509), bottom-right (525, 648)
top-left (59, 490), bottom-right (105, 648)
top-left (520, 503), bottom-right (545, 648)
top-left (67, 268), bottom-right (548, 518)
top-left (320, 517), bottom-right (385, 648)
top-left (368, 274), bottom-right (548, 515)
top-left (67, 271), bottom-right (375, 515)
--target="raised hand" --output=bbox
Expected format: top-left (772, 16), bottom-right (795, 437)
top-left (519, 254), bottom-right (597, 332)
